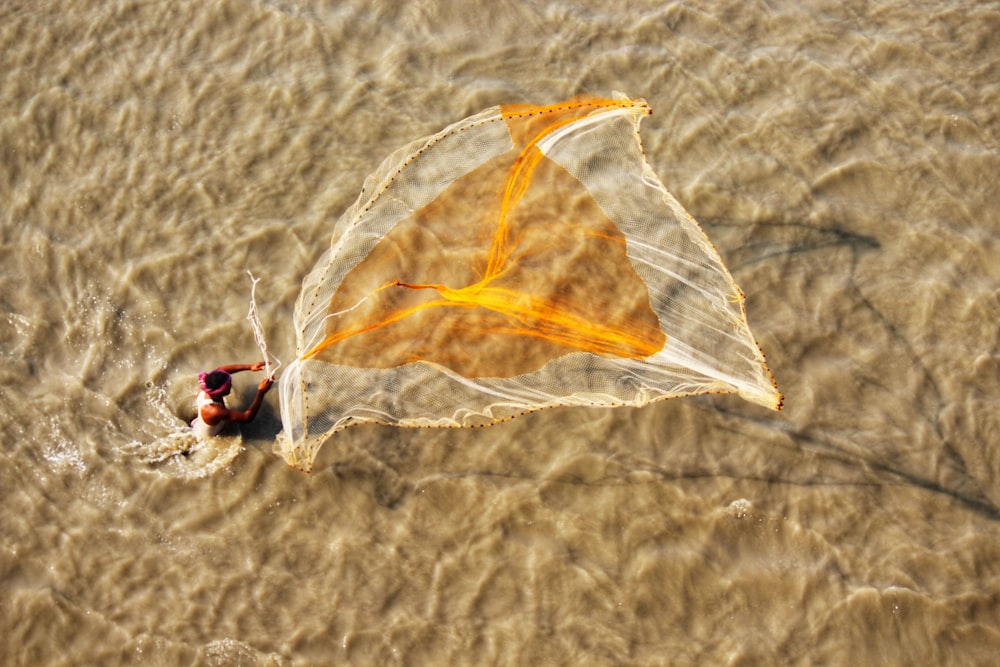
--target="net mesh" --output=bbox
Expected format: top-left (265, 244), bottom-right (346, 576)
top-left (276, 95), bottom-right (781, 471)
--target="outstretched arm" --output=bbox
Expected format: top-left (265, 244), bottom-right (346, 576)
top-left (216, 361), bottom-right (267, 374)
top-left (200, 377), bottom-right (274, 426)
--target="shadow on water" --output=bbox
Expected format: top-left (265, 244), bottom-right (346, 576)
top-left (703, 401), bottom-right (1000, 522)
top-left (701, 217), bottom-right (999, 521)
top-left (699, 216), bottom-right (881, 271)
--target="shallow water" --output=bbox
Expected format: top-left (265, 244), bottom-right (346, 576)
top-left (2, 0), bottom-right (999, 664)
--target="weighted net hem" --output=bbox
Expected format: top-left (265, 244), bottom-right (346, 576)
top-left (277, 95), bottom-right (781, 471)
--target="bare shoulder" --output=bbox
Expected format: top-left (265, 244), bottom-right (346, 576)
top-left (199, 402), bottom-right (229, 426)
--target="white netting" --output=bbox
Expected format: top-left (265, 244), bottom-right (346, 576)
top-left (277, 95), bottom-right (780, 471)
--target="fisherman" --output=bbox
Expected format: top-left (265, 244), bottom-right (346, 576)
top-left (191, 362), bottom-right (273, 439)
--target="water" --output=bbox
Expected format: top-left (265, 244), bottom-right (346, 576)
top-left (2, 0), bottom-right (999, 663)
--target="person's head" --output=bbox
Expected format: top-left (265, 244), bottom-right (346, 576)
top-left (199, 370), bottom-right (232, 399)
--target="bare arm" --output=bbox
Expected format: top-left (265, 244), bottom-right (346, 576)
top-left (200, 377), bottom-right (274, 426)
top-left (216, 361), bottom-right (266, 374)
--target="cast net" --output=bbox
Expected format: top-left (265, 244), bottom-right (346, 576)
top-left (276, 95), bottom-right (781, 471)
